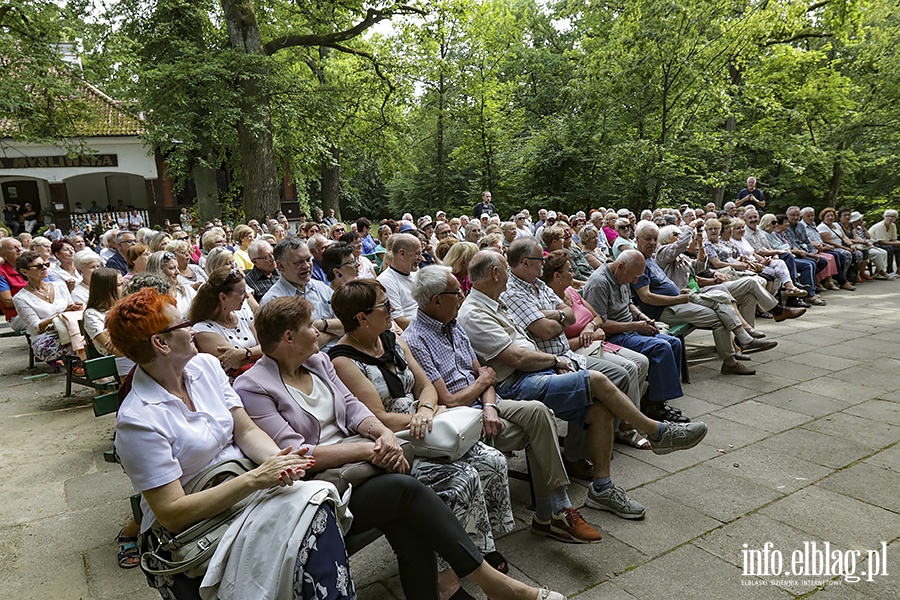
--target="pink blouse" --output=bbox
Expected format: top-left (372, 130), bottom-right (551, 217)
top-left (563, 287), bottom-right (593, 338)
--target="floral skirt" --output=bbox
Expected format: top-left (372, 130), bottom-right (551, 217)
top-left (30, 331), bottom-right (69, 363)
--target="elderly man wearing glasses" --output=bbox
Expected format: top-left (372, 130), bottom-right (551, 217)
top-left (244, 239), bottom-right (279, 302)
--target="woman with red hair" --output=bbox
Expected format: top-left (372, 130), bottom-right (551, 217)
top-left (108, 288), bottom-right (354, 600)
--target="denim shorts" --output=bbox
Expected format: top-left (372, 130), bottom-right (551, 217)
top-left (496, 369), bottom-right (593, 424)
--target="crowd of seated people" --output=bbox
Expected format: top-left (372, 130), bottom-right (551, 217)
top-left (0, 196), bottom-right (897, 600)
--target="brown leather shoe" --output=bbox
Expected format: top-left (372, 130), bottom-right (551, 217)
top-left (773, 306), bottom-right (806, 322)
top-left (721, 361), bottom-right (756, 375)
top-left (563, 457), bottom-right (594, 481)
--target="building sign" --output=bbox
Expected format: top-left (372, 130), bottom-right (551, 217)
top-left (0, 154), bottom-right (119, 169)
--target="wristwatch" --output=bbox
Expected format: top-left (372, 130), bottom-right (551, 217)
top-left (557, 310), bottom-right (565, 323)
top-left (245, 347), bottom-right (252, 360)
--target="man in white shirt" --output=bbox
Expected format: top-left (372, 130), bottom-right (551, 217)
top-left (376, 233), bottom-right (421, 329)
top-left (868, 209), bottom-right (900, 275)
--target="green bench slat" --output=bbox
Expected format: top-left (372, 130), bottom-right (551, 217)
top-left (93, 392), bottom-right (119, 417)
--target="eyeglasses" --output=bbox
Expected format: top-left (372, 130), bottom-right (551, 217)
top-left (252, 253), bottom-right (275, 262)
top-left (366, 298), bottom-right (392, 314)
top-left (524, 256), bottom-right (546, 263)
top-left (339, 259), bottom-right (359, 268)
top-left (154, 319), bottom-right (191, 337)
top-left (438, 290), bottom-right (463, 298)
top-left (27, 262), bottom-right (49, 270)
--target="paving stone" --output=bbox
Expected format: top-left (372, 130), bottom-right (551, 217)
top-left (757, 358), bottom-right (832, 382)
top-left (583, 488), bottom-right (722, 556)
top-left (612, 543), bottom-right (794, 599)
top-left (675, 379), bottom-right (760, 406)
top-left (844, 398), bottom-right (900, 426)
top-left (794, 378), bottom-right (893, 406)
top-left (786, 352), bottom-right (862, 372)
top-left (724, 373), bottom-right (798, 395)
top-left (601, 451), bottom-right (670, 490)
top-left (862, 445), bottom-right (900, 473)
top-left (752, 388), bottom-right (851, 417)
top-left (756, 429), bottom-right (873, 470)
top-left (828, 366), bottom-right (900, 394)
top-left (710, 400), bottom-right (812, 433)
top-left (348, 536), bottom-right (399, 590)
top-left (758, 486), bottom-right (900, 547)
top-left (816, 462), bottom-right (900, 513)
top-left (802, 413), bottom-right (900, 450)
top-left (666, 394), bottom-right (720, 417)
top-left (570, 581), bottom-right (641, 599)
top-left (690, 413), bottom-right (771, 452)
top-left (707, 444), bottom-right (831, 493)
top-left (694, 512), bottom-right (826, 594)
top-left (627, 438), bottom-right (721, 474)
top-left (642, 464), bottom-right (783, 522)
top-left (498, 528), bottom-right (647, 597)
top-left (64, 469), bottom-right (136, 512)
top-left (0, 481), bottom-right (68, 527)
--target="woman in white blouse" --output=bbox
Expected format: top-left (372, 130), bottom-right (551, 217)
top-left (83, 267), bottom-right (135, 376)
top-left (166, 239), bottom-right (207, 290)
top-left (188, 267), bottom-right (261, 378)
top-left (47, 239), bottom-right (80, 291)
top-left (12, 251), bottom-right (87, 368)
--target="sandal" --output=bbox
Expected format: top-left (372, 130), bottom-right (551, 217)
top-left (615, 428), bottom-right (652, 449)
top-left (116, 528), bottom-right (140, 569)
top-left (484, 550), bottom-right (509, 574)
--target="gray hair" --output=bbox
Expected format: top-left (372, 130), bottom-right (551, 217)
top-left (657, 225), bottom-right (680, 245)
top-left (412, 265), bottom-right (453, 308)
top-left (884, 209), bottom-right (898, 219)
top-left (102, 229), bottom-right (119, 247)
top-left (307, 234), bottom-right (328, 252)
top-left (123, 272), bottom-right (171, 297)
top-left (247, 238), bottom-right (273, 259)
top-left (634, 220), bottom-right (659, 239)
top-left (800, 207), bottom-right (815, 217)
top-left (74, 249), bottom-right (101, 270)
top-left (115, 230), bottom-right (133, 243)
top-left (468, 249), bottom-right (505, 283)
top-left (759, 213), bottom-right (777, 230)
top-left (273, 235), bottom-right (305, 262)
top-left (507, 237), bottom-right (541, 267)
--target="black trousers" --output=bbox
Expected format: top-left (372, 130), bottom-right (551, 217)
top-left (348, 473), bottom-right (483, 599)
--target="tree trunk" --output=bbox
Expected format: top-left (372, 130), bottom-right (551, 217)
top-left (436, 71), bottom-right (446, 208)
top-left (321, 146), bottom-right (341, 221)
top-left (219, 0), bottom-right (280, 220)
top-left (827, 141), bottom-right (845, 205)
top-left (712, 63), bottom-right (742, 207)
top-left (192, 162), bottom-right (220, 222)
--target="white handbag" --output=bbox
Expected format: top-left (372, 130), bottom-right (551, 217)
top-left (396, 406), bottom-right (484, 461)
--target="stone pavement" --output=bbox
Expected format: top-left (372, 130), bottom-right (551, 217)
top-left (0, 283), bottom-right (897, 599)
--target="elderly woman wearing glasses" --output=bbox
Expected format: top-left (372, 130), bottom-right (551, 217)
top-left (166, 238), bottom-right (207, 290)
top-left (108, 289), bottom-right (352, 600)
top-left (188, 267), bottom-right (261, 377)
top-left (329, 279), bottom-right (516, 595)
top-left (148, 250), bottom-right (197, 317)
top-left (12, 251), bottom-right (87, 368)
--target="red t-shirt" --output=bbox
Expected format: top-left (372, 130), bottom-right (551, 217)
top-left (0, 261), bottom-right (27, 320)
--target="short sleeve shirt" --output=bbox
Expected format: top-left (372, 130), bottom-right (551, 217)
top-left (114, 353), bottom-right (245, 531)
top-left (377, 267), bottom-right (418, 321)
top-left (868, 221), bottom-right (898, 242)
top-left (404, 310), bottom-right (481, 405)
top-left (630, 258), bottom-right (681, 321)
top-left (260, 277), bottom-right (335, 321)
top-left (501, 273), bottom-right (582, 366)
top-left (457, 288), bottom-right (538, 384)
top-left (583, 265), bottom-right (634, 324)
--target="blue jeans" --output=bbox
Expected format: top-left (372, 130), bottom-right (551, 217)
top-left (496, 369), bottom-right (593, 425)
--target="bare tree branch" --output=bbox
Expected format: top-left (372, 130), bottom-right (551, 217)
top-left (763, 32), bottom-right (833, 47)
top-left (263, 4), bottom-right (424, 55)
